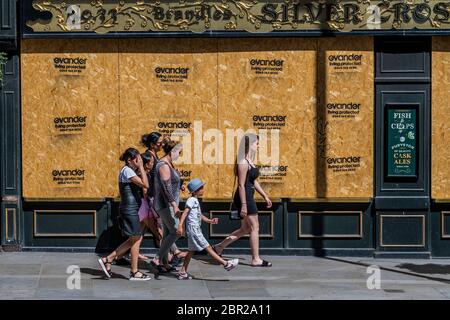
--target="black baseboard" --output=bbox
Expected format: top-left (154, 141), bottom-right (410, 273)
top-left (373, 251), bottom-right (432, 259)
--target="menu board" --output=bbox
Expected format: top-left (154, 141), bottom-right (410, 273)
top-left (387, 107), bottom-right (417, 178)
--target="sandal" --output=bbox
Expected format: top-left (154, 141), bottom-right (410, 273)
top-left (252, 260), bottom-right (272, 267)
top-left (177, 272), bottom-right (193, 280)
top-left (98, 257), bottom-right (114, 278)
top-left (129, 270), bottom-right (151, 281)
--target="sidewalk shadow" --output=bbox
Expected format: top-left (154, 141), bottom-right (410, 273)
top-left (80, 267), bottom-right (128, 280)
top-left (396, 263), bottom-right (450, 275)
top-left (194, 255), bottom-right (247, 266)
top-left (325, 257), bottom-right (450, 285)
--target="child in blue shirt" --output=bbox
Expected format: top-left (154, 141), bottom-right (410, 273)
top-left (176, 178), bottom-right (239, 280)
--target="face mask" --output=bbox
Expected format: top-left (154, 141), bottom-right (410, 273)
top-left (171, 150), bottom-right (180, 161)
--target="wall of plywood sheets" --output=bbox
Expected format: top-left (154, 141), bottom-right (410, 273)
top-left (217, 38), bottom-right (318, 199)
top-left (119, 38), bottom-right (219, 199)
top-left (432, 37), bottom-right (450, 199)
top-left (21, 37), bottom-right (374, 200)
top-left (21, 39), bottom-right (120, 199)
top-left (317, 37), bottom-right (374, 198)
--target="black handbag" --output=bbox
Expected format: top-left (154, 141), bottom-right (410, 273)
top-left (229, 170), bottom-right (241, 220)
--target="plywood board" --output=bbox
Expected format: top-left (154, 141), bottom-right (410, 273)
top-left (21, 39), bottom-right (120, 198)
top-left (432, 37), bottom-right (450, 199)
top-left (119, 38), bottom-right (219, 199)
top-left (318, 37), bottom-right (374, 198)
top-left (217, 38), bottom-right (317, 199)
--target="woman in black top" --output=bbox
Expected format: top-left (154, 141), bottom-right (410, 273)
top-left (214, 134), bottom-right (273, 267)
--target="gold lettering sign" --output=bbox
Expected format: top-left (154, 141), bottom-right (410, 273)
top-left (27, 0), bottom-right (450, 34)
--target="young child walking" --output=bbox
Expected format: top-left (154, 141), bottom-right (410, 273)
top-left (176, 178), bottom-right (239, 280)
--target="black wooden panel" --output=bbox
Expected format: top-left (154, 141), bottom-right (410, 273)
top-left (0, 0), bottom-right (16, 40)
top-left (34, 210), bottom-right (96, 237)
top-left (298, 211), bottom-right (362, 239)
top-left (286, 202), bottom-right (374, 251)
top-left (23, 202), bottom-right (108, 247)
top-left (380, 214), bottom-right (425, 247)
top-left (375, 84), bottom-right (430, 209)
top-left (0, 53), bottom-right (20, 197)
top-left (442, 212), bottom-right (450, 238)
top-left (375, 38), bottom-right (431, 82)
top-left (209, 211), bottom-right (273, 239)
top-left (430, 207), bottom-right (450, 257)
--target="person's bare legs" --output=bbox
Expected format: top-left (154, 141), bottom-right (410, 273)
top-left (144, 218), bottom-right (162, 245)
top-left (100, 237), bottom-right (135, 272)
top-left (179, 251), bottom-right (195, 274)
top-left (247, 215), bottom-right (263, 265)
top-left (214, 217), bottom-right (250, 255)
top-left (129, 235), bottom-right (142, 273)
top-left (105, 238), bottom-right (133, 262)
top-left (204, 246), bottom-right (228, 266)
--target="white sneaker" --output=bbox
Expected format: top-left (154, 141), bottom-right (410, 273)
top-left (224, 258), bottom-right (239, 271)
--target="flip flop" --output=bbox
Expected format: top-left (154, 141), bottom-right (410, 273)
top-left (252, 260), bottom-right (272, 267)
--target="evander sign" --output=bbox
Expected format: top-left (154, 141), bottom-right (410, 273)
top-left (26, 0), bottom-right (450, 35)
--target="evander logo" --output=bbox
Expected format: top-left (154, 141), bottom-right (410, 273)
top-left (249, 58), bottom-right (285, 77)
top-left (253, 115), bottom-right (286, 122)
top-left (53, 57), bottom-right (87, 65)
top-left (327, 156), bottom-right (361, 165)
top-left (155, 66), bottom-right (189, 75)
top-left (328, 53), bottom-right (363, 72)
top-left (154, 65), bottom-right (190, 84)
top-left (179, 170), bottom-right (192, 178)
top-left (250, 59), bottom-right (284, 67)
top-left (258, 165), bottom-right (288, 183)
top-left (53, 56), bottom-right (88, 75)
top-left (327, 156), bottom-right (361, 173)
top-left (158, 121), bottom-right (192, 129)
top-left (327, 103), bottom-right (361, 119)
top-left (327, 103), bottom-right (360, 110)
top-left (52, 169), bottom-right (86, 177)
top-left (157, 121), bottom-right (192, 138)
top-left (54, 116), bottom-right (87, 124)
top-left (253, 114), bottom-right (287, 130)
top-left (53, 115), bottom-right (87, 135)
top-left (52, 169), bottom-right (86, 187)
top-left (328, 54), bottom-right (362, 62)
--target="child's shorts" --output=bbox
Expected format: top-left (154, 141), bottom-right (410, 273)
top-left (187, 225), bottom-right (209, 252)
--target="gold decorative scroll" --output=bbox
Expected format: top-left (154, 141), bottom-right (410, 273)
top-left (27, 0), bottom-right (450, 34)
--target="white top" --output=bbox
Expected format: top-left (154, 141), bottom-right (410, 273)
top-left (185, 197), bottom-right (202, 228)
top-left (119, 166), bottom-right (137, 183)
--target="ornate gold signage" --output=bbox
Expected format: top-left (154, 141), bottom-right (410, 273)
top-left (27, 0), bottom-right (450, 34)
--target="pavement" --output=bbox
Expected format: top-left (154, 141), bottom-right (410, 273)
top-left (1, 252), bottom-right (450, 300)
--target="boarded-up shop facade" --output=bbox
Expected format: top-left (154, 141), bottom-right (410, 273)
top-left (1, 0), bottom-right (449, 257)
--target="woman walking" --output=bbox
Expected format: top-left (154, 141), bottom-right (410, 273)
top-left (152, 137), bottom-right (185, 273)
top-left (141, 133), bottom-right (187, 267)
top-left (97, 148), bottom-right (151, 280)
top-left (213, 133), bottom-right (273, 267)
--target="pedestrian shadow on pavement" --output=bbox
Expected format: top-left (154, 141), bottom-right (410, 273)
top-left (325, 257), bottom-right (450, 285)
top-left (80, 267), bottom-right (129, 280)
top-left (194, 256), bottom-right (247, 266)
top-left (396, 263), bottom-right (450, 275)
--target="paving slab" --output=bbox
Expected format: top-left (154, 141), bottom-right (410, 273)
top-left (1, 252), bottom-right (450, 299)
